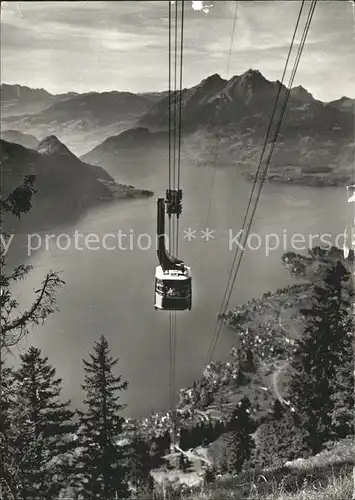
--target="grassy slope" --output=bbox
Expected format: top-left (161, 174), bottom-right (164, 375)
top-left (150, 438), bottom-right (354, 499)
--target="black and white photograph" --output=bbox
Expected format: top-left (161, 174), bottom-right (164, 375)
top-left (0, 1), bottom-right (354, 498)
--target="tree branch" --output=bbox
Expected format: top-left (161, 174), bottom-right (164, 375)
top-left (1, 271), bottom-right (64, 348)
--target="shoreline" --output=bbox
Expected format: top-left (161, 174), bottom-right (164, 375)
top-left (244, 172), bottom-right (352, 187)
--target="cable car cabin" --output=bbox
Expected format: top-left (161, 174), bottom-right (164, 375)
top-left (154, 265), bottom-right (191, 311)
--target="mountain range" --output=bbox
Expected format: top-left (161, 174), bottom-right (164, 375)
top-left (1, 69), bottom-right (354, 185)
top-left (0, 83), bottom-right (79, 118)
top-left (1, 85), bottom-right (159, 155)
top-left (1, 129), bottom-right (39, 150)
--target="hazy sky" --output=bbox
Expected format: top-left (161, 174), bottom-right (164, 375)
top-left (1, 1), bottom-right (354, 101)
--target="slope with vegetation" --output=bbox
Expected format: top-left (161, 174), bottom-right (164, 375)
top-left (125, 247), bottom-right (354, 499)
top-left (0, 178), bottom-right (353, 499)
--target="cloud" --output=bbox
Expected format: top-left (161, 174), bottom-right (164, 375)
top-left (1, 0), bottom-right (354, 100)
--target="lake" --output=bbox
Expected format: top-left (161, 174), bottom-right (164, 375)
top-left (7, 156), bottom-right (348, 418)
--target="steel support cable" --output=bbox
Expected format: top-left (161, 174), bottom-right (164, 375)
top-left (168, 0), bottom-right (172, 242)
top-left (167, 1), bottom-right (176, 449)
top-left (208, 0), bottom-right (318, 364)
top-left (168, 0), bottom-right (184, 450)
top-left (226, 0), bottom-right (238, 77)
top-left (170, 0), bottom-right (185, 448)
top-left (168, 0), bottom-right (173, 417)
top-left (186, 0), bottom-right (238, 272)
top-left (176, 0), bottom-right (185, 258)
top-left (170, 2), bottom-right (179, 448)
top-left (206, 0), bottom-right (307, 363)
top-left (216, 0), bottom-right (306, 323)
top-left (208, 0), bottom-right (319, 382)
top-left (172, 310), bottom-right (178, 446)
top-left (169, 311), bottom-right (173, 410)
top-left (171, 0), bottom-right (179, 258)
top-left (221, 0), bottom-right (318, 317)
top-left (168, 1), bottom-right (178, 424)
top-left (206, 0), bottom-right (317, 364)
top-left (207, 0), bottom-right (317, 364)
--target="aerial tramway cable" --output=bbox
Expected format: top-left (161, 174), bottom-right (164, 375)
top-left (176, 0), bottom-right (185, 259)
top-left (167, 0), bottom-right (185, 451)
top-left (186, 0), bottom-right (239, 270)
top-left (217, 0), bottom-right (306, 325)
top-left (204, 0), bottom-right (239, 233)
top-left (206, 0), bottom-right (318, 365)
top-left (168, 0), bottom-right (172, 242)
top-left (207, 0), bottom-right (318, 365)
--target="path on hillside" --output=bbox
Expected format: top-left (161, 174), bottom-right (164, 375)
top-left (272, 360), bottom-right (291, 406)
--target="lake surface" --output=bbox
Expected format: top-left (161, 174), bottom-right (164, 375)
top-left (7, 156), bottom-right (348, 418)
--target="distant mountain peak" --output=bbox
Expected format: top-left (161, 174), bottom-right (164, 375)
top-left (203, 73), bottom-right (224, 84)
top-left (290, 85), bottom-right (315, 102)
top-left (124, 126), bottom-right (151, 136)
top-left (338, 96), bottom-right (353, 103)
top-left (37, 135), bottom-right (75, 156)
top-left (1, 130), bottom-right (39, 150)
top-left (240, 68), bottom-right (267, 82)
top-left (243, 68), bottom-right (262, 77)
top-left (227, 69), bottom-right (270, 90)
top-left (0, 82), bottom-right (53, 98)
top-left (327, 95), bottom-right (354, 110)
top-left (194, 73), bottom-right (227, 93)
top-left (219, 68), bottom-right (273, 105)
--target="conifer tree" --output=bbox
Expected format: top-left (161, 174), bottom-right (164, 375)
top-left (0, 177), bottom-right (63, 498)
top-left (223, 396), bottom-right (255, 474)
top-left (149, 431), bottom-right (171, 469)
top-left (287, 261), bottom-right (354, 454)
top-left (0, 176), bottom-right (63, 351)
top-left (124, 434), bottom-right (151, 492)
top-left (253, 400), bottom-right (307, 467)
top-left (244, 347), bottom-right (257, 373)
top-left (330, 332), bottom-right (354, 439)
top-left (76, 335), bottom-right (128, 499)
top-left (11, 347), bottom-right (76, 499)
top-left (0, 361), bottom-right (22, 499)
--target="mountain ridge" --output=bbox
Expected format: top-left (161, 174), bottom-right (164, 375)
top-left (0, 129), bottom-right (39, 150)
top-left (1, 136), bottom-right (153, 233)
top-left (2, 69), bottom-right (354, 183)
top-left (80, 69), bottom-right (353, 187)
top-left (2, 71), bottom-right (354, 102)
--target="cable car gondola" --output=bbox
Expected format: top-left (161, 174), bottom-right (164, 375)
top-left (154, 197), bottom-right (192, 311)
top-left (155, 265), bottom-right (192, 311)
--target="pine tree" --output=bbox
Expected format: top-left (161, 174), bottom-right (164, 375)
top-left (223, 396), bottom-right (255, 474)
top-left (330, 324), bottom-right (354, 439)
top-left (287, 261), bottom-right (354, 454)
top-left (244, 347), bottom-right (257, 373)
top-left (253, 400), bottom-right (308, 467)
top-left (0, 176), bottom-right (63, 351)
top-left (124, 434), bottom-right (151, 491)
top-left (149, 431), bottom-right (170, 469)
top-left (0, 361), bottom-right (22, 499)
top-left (179, 452), bottom-right (185, 471)
top-left (0, 177), bottom-right (63, 498)
top-left (76, 335), bottom-right (129, 499)
top-left (11, 347), bottom-right (76, 499)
